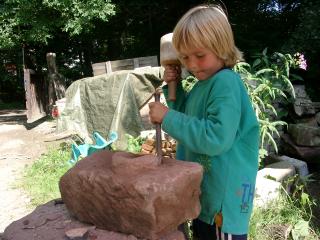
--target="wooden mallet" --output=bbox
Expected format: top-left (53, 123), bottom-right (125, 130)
top-left (160, 33), bottom-right (181, 101)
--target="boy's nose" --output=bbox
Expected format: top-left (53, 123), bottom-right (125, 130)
top-left (186, 61), bottom-right (197, 72)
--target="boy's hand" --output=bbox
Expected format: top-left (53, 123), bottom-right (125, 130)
top-left (148, 102), bottom-right (169, 124)
top-left (163, 65), bottom-right (181, 83)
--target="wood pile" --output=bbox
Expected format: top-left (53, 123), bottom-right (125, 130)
top-left (140, 138), bottom-right (176, 158)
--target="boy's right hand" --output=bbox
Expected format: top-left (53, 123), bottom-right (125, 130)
top-left (163, 65), bottom-right (181, 83)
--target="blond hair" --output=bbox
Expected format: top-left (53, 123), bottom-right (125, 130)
top-left (172, 4), bottom-right (243, 67)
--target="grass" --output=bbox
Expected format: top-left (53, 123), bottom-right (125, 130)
top-left (249, 190), bottom-right (319, 240)
top-left (19, 143), bottom-right (71, 206)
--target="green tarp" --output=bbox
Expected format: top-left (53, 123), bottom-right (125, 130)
top-left (57, 67), bottom-right (163, 150)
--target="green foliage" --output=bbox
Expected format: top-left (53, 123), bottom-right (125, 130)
top-left (42, 0), bottom-right (116, 35)
top-left (291, 220), bottom-right (310, 240)
top-left (234, 49), bottom-right (301, 165)
top-left (249, 196), bottom-right (316, 239)
top-left (0, 75), bottom-right (24, 101)
top-left (251, 172), bottom-right (318, 239)
top-left (18, 143), bottom-right (71, 206)
top-left (284, 0), bottom-right (320, 62)
top-left (285, 174), bottom-right (316, 215)
top-left (125, 134), bottom-right (145, 153)
top-left (182, 75), bottom-right (197, 93)
top-left (0, 0), bottom-right (115, 47)
top-left (249, 178), bottom-right (318, 240)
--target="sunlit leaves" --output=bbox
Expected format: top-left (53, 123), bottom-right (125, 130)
top-left (42, 0), bottom-right (115, 35)
top-left (234, 48), bottom-right (301, 165)
top-left (0, 0), bottom-right (115, 47)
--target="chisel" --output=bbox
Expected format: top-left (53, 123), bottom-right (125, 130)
top-left (154, 89), bottom-right (162, 164)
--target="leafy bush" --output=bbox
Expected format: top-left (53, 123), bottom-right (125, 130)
top-left (249, 176), bottom-right (318, 240)
top-left (0, 66), bottom-right (25, 103)
top-left (234, 49), bottom-right (303, 166)
top-left (125, 134), bottom-right (145, 153)
top-left (250, 193), bottom-right (318, 240)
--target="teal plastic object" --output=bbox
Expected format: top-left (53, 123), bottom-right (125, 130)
top-left (69, 131), bottom-right (118, 165)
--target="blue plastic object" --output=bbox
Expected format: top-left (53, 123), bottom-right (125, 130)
top-left (69, 131), bottom-right (118, 165)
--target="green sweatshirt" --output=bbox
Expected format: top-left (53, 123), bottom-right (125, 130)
top-left (162, 69), bottom-right (259, 235)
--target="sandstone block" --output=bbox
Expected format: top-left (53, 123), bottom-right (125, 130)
top-left (3, 200), bottom-right (185, 240)
top-left (59, 150), bottom-right (203, 240)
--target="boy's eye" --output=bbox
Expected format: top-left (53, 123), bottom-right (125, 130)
top-left (196, 54), bottom-right (205, 58)
top-left (180, 55), bottom-right (188, 60)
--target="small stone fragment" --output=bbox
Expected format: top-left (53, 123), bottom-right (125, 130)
top-left (65, 226), bottom-right (92, 239)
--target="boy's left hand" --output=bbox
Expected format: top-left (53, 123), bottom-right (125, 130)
top-left (148, 102), bottom-right (168, 124)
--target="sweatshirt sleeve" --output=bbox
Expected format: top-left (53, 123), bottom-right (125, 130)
top-left (162, 73), bottom-right (241, 157)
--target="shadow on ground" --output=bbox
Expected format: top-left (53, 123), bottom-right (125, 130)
top-left (0, 109), bottom-right (51, 129)
top-left (0, 110), bottom-right (27, 125)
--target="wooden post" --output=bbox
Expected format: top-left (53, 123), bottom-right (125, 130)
top-left (46, 52), bottom-right (66, 107)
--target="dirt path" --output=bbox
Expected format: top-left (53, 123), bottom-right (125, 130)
top-left (0, 110), bottom-right (58, 233)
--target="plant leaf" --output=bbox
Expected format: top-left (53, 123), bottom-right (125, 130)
top-left (292, 220), bottom-right (310, 240)
top-left (255, 68), bottom-right (275, 76)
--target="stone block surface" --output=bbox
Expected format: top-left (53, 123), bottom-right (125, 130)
top-left (3, 200), bottom-right (185, 240)
top-left (288, 123), bottom-right (320, 147)
top-left (280, 134), bottom-right (320, 163)
top-left (59, 150), bottom-right (203, 240)
top-left (293, 84), bottom-right (315, 116)
top-left (258, 161), bottom-right (296, 182)
top-left (271, 155), bottom-right (309, 177)
top-left (254, 175), bottom-right (281, 207)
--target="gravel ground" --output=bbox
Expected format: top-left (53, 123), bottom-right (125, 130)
top-left (0, 110), bottom-right (57, 233)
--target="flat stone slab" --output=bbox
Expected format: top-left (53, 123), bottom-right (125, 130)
top-left (254, 175), bottom-right (281, 207)
top-left (59, 150), bottom-right (203, 240)
top-left (258, 161), bottom-right (296, 182)
top-left (270, 155), bottom-right (309, 177)
top-left (3, 200), bottom-right (185, 240)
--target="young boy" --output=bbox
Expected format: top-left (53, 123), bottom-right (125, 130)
top-left (149, 4), bottom-right (259, 240)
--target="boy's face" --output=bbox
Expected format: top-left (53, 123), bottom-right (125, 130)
top-left (179, 47), bottom-right (224, 80)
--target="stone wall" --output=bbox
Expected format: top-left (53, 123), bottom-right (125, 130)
top-left (279, 84), bottom-right (320, 163)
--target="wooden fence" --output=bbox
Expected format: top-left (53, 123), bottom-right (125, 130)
top-left (24, 69), bottom-right (48, 123)
top-left (92, 56), bottom-right (158, 76)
